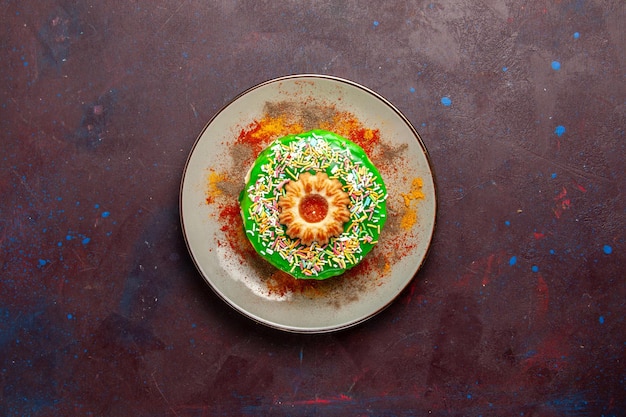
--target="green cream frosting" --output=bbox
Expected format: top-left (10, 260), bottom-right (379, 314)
top-left (239, 129), bottom-right (387, 280)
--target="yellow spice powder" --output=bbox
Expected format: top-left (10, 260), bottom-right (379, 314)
top-left (400, 177), bottom-right (425, 230)
top-left (402, 177), bottom-right (425, 207)
top-left (401, 209), bottom-right (418, 230)
top-left (206, 170), bottom-right (225, 202)
top-left (255, 116), bottom-right (303, 140)
top-left (322, 112), bottom-right (360, 137)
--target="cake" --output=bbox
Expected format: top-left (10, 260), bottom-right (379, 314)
top-left (238, 129), bottom-right (387, 280)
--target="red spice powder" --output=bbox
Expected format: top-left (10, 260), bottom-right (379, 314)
top-left (236, 111), bottom-right (381, 161)
top-left (218, 203), bottom-right (251, 258)
top-left (320, 111), bottom-right (381, 157)
top-left (351, 127), bottom-right (380, 157)
top-left (236, 122), bottom-right (267, 158)
top-left (236, 115), bottom-right (304, 159)
top-left (218, 203), bottom-right (240, 232)
top-left (266, 270), bottom-right (324, 297)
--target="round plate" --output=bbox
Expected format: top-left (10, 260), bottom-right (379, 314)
top-left (180, 74), bottom-right (437, 333)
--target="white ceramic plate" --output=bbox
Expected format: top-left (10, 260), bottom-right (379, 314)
top-left (180, 74), bottom-right (436, 333)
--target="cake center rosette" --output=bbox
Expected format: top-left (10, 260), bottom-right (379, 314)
top-left (239, 129), bottom-right (387, 280)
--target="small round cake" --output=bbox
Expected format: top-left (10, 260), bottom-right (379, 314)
top-left (239, 129), bottom-right (387, 280)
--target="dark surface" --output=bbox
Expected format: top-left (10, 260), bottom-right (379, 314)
top-left (2, 1), bottom-right (625, 416)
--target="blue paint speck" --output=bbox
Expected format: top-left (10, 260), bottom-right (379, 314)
top-left (532, 265), bottom-right (539, 272)
top-left (409, 87), bottom-right (415, 93)
top-left (551, 61), bottom-right (561, 71)
top-left (550, 249), bottom-right (555, 255)
top-left (505, 220), bottom-right (511, 226)
top-left (101, 211), bottom-right (110, 218)
top-left (467, 394), bottom-right (473, 399)
top-left (509, 256), bottom-right (517, 266)
top-left (551, 173), bottom-right (557, 179)
top-left (573, 32), bottom-right (580, 39)
top-left (555, 125), bottom-right (566, 136)
top-left (81, 237), bottom-right (91, 245)
top-left (66, 234), bottom-right (72, 240)
top-left (23, 61), bottom-right (29, 67)
top-left (57, 241), bottom-right (63, 247)
top-left (38, 259), bottom-right (47, 267)
top-left (67, 313), bottom-right (73, 320)
top-left (94, 204), bottom-right (100, 209)
top-left (603, 245), bottom-right (612, 254)
top-left (502, 66), bottom-right (508, 72)
top-left (441, 96), bottom-right (452, 106)
top-left (599, 316), bottom-right (605, 324)
top-left (373, 20), bottom-right (379, 27)
top-left (182, 51), bottom-right (189, 59)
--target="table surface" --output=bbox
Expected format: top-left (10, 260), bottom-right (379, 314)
top-left (2, 1), bottom-right (624, 416)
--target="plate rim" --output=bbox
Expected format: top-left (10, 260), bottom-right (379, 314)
top-left (179, 73), bottom-right (438, 333)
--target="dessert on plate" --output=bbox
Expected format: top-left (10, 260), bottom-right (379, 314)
top-left (239, 129), bottom-right (387, 280)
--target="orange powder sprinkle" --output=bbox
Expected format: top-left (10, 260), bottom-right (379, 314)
top-left (400, 177), bottom-right (425, 230)
top-left (401, 177), bottom-right (425, 206)
top-left (236, 115), bottom-right (304, 157)
top-left (321, 112), bottom-right (380, 156)
top-left (265, 270), bottom-right (326, 297)
top-left (401, 209), bottom-right (418, 230)
top-left (206, 170), bottom-right (225, 204)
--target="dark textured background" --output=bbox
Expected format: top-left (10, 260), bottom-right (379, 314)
top-left (1, 1), bottom-right (625, 416)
